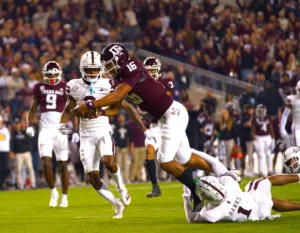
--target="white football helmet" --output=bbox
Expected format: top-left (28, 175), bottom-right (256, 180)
top-left (195, 176), bottom-right (227, 205)
top-left (80, 51), bottom-right (102, 82)
top-left (296, 80), bottom-right (300, 96)
top-left (255, 104), bottom-right (267, 118)
top-left (283, 147), bottom-right (300, 173)
top-left (42, 61), bottom-right (62, 85)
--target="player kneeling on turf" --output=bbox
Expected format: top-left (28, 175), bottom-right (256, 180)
top-left (183, 172), bottom-right (300, 223)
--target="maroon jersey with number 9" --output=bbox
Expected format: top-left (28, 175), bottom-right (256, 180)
top-left (33, 82), bottom-right (67, 113)
top-left (110, 59), bottom-right (173, 120)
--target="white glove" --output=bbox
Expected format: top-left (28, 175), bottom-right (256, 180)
top-left (58, 123), bottom-right (69, 135)
top-left (280, 129), bottom-right (288, 138)
top-left (144, 129), bottom-right (153, 139)
top-left (71, 132), bottom-right (80, 143)
top-left (183, 185), bottom-right (191, 197)
top-left (144, 129), bottom-right (159, 150)
top-left (26, 126), bottom-right (35, 137)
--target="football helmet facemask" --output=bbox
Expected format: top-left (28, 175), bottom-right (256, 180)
top-left (283, 147), bottom-right (300, 173)
top-left (80, 51), bottom-right (102, 83)
top-left (42, 61), bottom-right (62, 85)
top-left (100, 43), bottom-right (129, 79)
top-left (143, 56), bottom-right (162, 80)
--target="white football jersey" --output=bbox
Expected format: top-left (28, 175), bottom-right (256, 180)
top-left (286, 95), bottom-right (300, 128)
top-left (66, 78), bottom-right (112, 130)
top-left (199, 176), bottom-right (270, 222)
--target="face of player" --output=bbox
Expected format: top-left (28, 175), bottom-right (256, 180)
top-left (103, 60), bottom-right (118, 79)
top-left (45, 73), bottom-right (60, 85)
top-left (84, 68), bottom-right (101, 80)
top-left (285, 157), bottom-right (299, 172)
top-left (146, 68), bottom-right (159, 79)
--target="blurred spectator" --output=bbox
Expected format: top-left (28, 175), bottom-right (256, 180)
top-left (115, 113), bottom-right (131, 184)
top-left (271, 61), bottom-right (284, 88)
top-left (175, 64), bottom-right (190, 90)
top-left (128, 120), bottom-right (145, 182)
top-left (239, 86), bottom-right (257, 110)
top-left (6, 68), bottom-right (25, 101)
top-left (239, 105), bottom-right (255, 177)
top-left (216, 109), bottom-right (239, 169)
top-left (202, 90), bottom-right (217, 116)
top-left (180, 90), bottom-right (194, 111)
top-left (257, 81), bottom-right (283, 117)
top-left (240, 44), bottom-right (255, 81)
top-left (0, 115), bottom-right (10, 190)
top-left (10, 118), bottom-right (36, 189)
top-left (278, 73), bottom-right (293, 100)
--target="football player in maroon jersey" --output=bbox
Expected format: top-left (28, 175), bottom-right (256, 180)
top-left (142, 56), bottom-right (174, 198)
top-left (72, 43), bottom-right (228, 211)
top-left (252, 104), bottom-right (275, 176)
top-left (27, 61), bottom-right (69, 207)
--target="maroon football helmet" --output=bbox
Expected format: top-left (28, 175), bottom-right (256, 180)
top-left (100, 43), bottom-right (129, 79)
top-left (143, 57), bottom-right (161, 80)
top-left (42, 61), bottom-right (62, 85)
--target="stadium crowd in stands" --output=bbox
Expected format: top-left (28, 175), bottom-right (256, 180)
top-left (0, 0), bottom-right (299, 190)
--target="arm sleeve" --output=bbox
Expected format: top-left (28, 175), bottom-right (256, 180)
top-left (32, 83), bottom-right (40, 97)
top-left (183, 196), bottom-right (204, 223)
top-left (280, 108), bottom-right (291, 131)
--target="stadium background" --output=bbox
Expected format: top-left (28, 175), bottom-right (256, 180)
top-left (0, 0), bottom-right (299, 191)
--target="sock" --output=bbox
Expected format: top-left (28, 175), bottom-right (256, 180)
top-left (176, 169), bottom-right (196, 197)
top-left (51, 187), bottom-right (57, 194)
top-left (109, 165), bottom-right (124, 189)
top-left (297, 174), bottom-right (300, 182)
top-left (96, 183), bottom-right (118, 205)
top-left (258, 154), bottom-right (264, 174)
top-left (266, 154), bottom-right (272, 173)
top-left (62, 194), bottom-right (68, 200)
top-left (235, 158), bottom-right (241, 170)
top-left (191, 149), bottom-right (228, 176)
top-left (145, 159), bottom-right (157, 185)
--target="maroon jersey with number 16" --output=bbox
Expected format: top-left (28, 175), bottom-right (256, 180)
top-left (110, 59), bottom-right (173, 120)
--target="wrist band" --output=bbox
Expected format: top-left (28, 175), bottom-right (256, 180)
top-left (85, 101), bottom-right (95, 110)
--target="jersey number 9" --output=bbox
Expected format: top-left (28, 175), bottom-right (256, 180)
top-left (126, 93), bottom-right (143, 105)
top-left (46, 94), bottom-right (57, 109)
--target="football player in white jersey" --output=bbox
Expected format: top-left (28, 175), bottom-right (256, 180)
top-left (59, 51), bottom-right (134, 219)
top-left (27, 61), bottom-right (69, 207)
top-left (183, 172), bottom-right (300, 223)
top-left (281, 80), bottom-right (300, 146)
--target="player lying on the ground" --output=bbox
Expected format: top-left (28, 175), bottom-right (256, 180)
top-left (283, 147), bottom-right (300, 173)
top-left (182, 172), bottom-right (300, 223)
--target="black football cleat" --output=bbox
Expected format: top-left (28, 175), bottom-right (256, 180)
top-left (146, 184), bottom-right (162, 198)
top-left (192, 195), bottom-right (204, 212)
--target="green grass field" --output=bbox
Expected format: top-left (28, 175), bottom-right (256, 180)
top-left (0, 179), bottom-right (299, 233)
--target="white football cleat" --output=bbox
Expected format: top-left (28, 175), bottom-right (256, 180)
top-left (59, 199), bottom-right (68, 208)
top-left (49, 190), bottom-right (59, 207)
top-left (113, 200), bottom-right (125, 219)
top-left (117, 186), bottom-right (131, 206)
